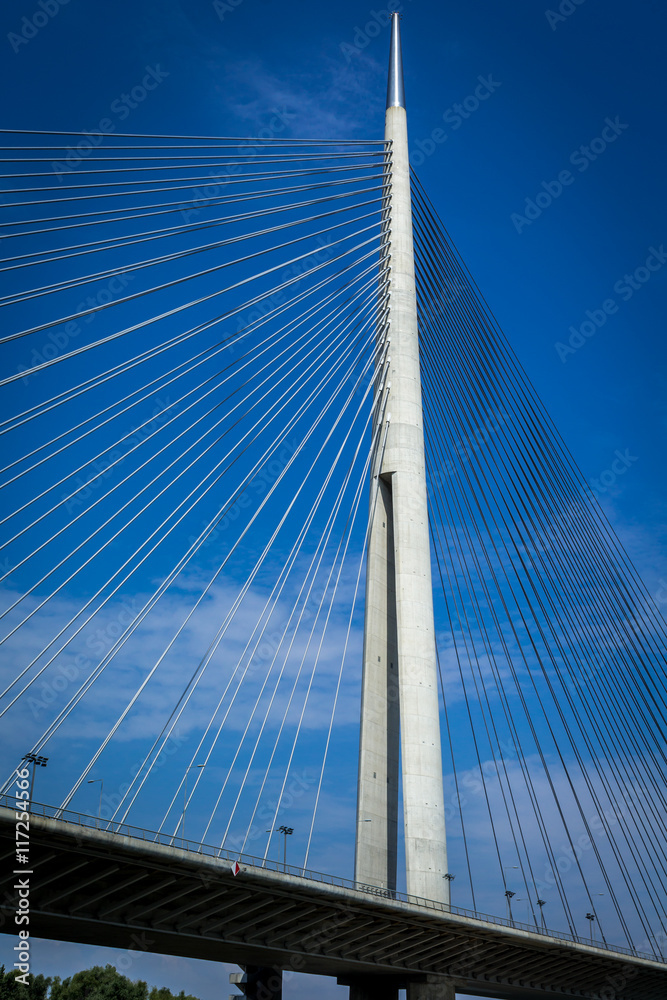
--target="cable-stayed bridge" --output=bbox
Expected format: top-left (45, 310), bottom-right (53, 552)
top-left (1, 15), bottom-right (666, 1000)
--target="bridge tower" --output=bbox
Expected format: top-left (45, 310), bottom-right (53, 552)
top-left (355, 14), bottom-right (449, 909)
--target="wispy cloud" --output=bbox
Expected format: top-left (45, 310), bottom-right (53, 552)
top-left (218, 53), bottom-right (386, 139)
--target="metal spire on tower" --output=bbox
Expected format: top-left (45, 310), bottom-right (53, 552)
top-left (386, 13), bottom-right (406, 109)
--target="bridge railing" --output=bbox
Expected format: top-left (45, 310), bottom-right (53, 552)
top-left (2, 794), bottom-right (661, 965)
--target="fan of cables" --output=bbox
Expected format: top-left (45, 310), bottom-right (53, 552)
top-left (0, 129), bottom-right (391, 877)
top-left (413, 172), bottom-right (667, 957)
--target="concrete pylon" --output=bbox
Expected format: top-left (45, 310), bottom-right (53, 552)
top-left (229, 966), bottom-right (282, 1000)
top-left (355, 13), bottom-right (449, 906)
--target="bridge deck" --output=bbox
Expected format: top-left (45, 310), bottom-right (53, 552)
top-left (1, 808), bottom-right (665, 1000)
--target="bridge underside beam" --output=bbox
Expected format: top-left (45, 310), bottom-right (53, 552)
top-left (2, 811), bottom-right (666, 1000)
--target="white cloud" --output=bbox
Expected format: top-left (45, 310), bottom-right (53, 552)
top-left (217, 53), bottom-right (386, 139)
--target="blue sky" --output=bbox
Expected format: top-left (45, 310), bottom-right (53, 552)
top-left (2, 0), bottom-right (664, 580)
top-left (1, 0), bottom-right (666, 998)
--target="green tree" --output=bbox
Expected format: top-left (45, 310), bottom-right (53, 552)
top-left (0, 967), bottom-right (52, 1000)
top-left (147, 990), bottom-right (198, 1000)
top-left (1, 965), bottom-right (202, 1000)
top-left (50, 966), bottom-right (145, 1000)
top-left (148, 989), bottom-right (173, 1000)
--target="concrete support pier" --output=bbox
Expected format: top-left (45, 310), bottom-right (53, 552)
top-left (356, 12), bottom-right (449, 907)
top-left (229, 966), bottom-right (282, 1000)
top-left (342, 975), bottom-right (453, 1000)
top-left (407, 978), bottom-right (456, 1000)
top-left (341, 975), bottom-right (401, 1000)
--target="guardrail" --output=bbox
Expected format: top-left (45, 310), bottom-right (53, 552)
top-left (1, 793), bottom-right (662, 965)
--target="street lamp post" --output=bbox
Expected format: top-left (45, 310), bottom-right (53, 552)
top-left (266, 825), bottom-right (294, 872)
top-left (87, 779), bottom-right (103, 827)
top-left (503, 866), bottom-right (518, 923)
top-left (443, 873), bottom-right (455, 909)
top-left (537, 898), bottom-right (547, 931)
top-left (657, 915), bottom-right (667, 959)
top-left (279, 825), bottom-right (293, 871)
top-left (586, 894), bottom-right (604, 942)
top-left (182, 764), bottom-right (205, 845)
top-left (23, 753), bottom-right (48, 805)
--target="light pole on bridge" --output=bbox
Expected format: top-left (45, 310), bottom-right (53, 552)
top-left (503, 866), bottom-right (518, 923)
top-left (266, 825), bottom-right (293, 872)
top-left (181, 763), bottom-right (204, 844)
top-left (87, 778), bottom-right (103, 827)
top-left (586, 893), bottom-right (605, 942)
top-left (23, 753), bottom-right (48, 805)
top-left (537, 898), bottom-right (547, 931)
